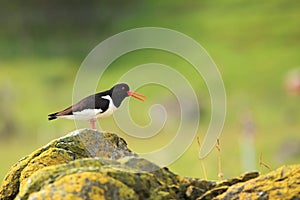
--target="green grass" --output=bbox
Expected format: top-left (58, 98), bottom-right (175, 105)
top-left (0, 0), bottom-right (300, 181)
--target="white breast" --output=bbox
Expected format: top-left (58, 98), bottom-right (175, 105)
top-left (98, 95), bottom-right (117, 118)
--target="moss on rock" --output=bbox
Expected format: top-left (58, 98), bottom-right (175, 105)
top-left (0, 129), bottom-right (299, 200)
top-left (26, 172), bottom-right (137, 200)
top-left (0, 129), bottom-right (135, 200)
top-left (214, 164), bottom-right (300, 200)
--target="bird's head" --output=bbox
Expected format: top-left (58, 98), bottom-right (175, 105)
top-left (111, 83), bottom-right (146, 107)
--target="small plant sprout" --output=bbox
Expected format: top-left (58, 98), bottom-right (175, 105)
top-left (216, 139), bottom-right (223, 181)
top-left (197, 136), bottom-right (207, 180)
top-left (259, 152), bottom-right (271, 172)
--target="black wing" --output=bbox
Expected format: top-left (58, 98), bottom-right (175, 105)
top-left (48, 93), bottom-right (110, 120)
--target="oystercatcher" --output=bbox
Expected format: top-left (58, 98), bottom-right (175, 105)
top-left (48, 83), bottom-right (146, 129)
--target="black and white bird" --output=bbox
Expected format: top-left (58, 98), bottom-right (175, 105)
top-left (48, 83), bottom-right (146, 129)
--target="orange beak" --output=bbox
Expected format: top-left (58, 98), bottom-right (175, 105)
top-left (127, 91), bottom-right (147, 101)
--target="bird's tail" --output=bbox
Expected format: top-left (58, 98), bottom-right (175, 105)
top-left (48, 113), bottom-right (58, 120)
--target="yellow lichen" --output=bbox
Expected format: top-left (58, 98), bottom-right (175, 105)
top-left (2, 129), bottom-right (298, 200)
top-left (27, 172), bottom-right (137, 200)
top-left (20, 148), bottom-right (75, 188)
top-left (215, 164), bottom-right (300, 199)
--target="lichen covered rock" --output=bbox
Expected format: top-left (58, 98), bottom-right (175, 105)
top-left (0, 129), bottom-right (214, 199)
top-left (214, 164), bottom-right (300, 200)
top-left (198, 171), bottom-right (260, 199)
top-left (0, 129), bottom-right (136, 200)
top-left (0, 129), bottom-right (299, 200)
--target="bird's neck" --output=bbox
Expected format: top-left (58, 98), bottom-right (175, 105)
top-left (97, 89), bottom-right (125, 108)
top-left (111, 95), bottom-right (125, 108)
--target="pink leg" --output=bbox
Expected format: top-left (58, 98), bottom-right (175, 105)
top-left (89, 119), bottom-right (96, 130)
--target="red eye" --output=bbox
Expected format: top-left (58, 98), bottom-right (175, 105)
top-left (122, 86), bottom-right (125, 90)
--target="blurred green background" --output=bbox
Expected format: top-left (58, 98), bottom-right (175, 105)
top-left (0, 0), bottom-right (300, 181)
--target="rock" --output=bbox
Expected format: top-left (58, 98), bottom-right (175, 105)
top-left (197, 171), bottom-right (260, 199)
top-left (0, 129), bottom-right (299, 199)
top-left (0, 129), bottom-right (136, 200)
top-left (0, 129), bottom-right (214, 199)
top-left (213, 164), bottom-right (300, 200)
